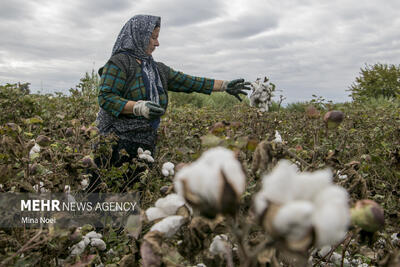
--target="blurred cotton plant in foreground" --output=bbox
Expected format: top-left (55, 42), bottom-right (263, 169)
top-left (174, 147), bottom-right (246, 218)
top-left (253, 159), bottom-right (350, 249)
top-left (137, 147), bottom-right (379, 266)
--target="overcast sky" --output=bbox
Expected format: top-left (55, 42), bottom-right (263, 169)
top-left (1, 0), bottom-right (399, 103)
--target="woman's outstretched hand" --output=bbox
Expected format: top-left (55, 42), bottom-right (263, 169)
top-left (222, 79), bottom-right (252, 101)
top-left (133, 100), bottom-right (165, 119)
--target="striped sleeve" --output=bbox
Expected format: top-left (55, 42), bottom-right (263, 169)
top-left (98, 62), bottom-right (128, 117)
top-left (167, 67), bottom-right (215, 94)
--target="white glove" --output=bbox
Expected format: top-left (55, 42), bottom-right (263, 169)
top-left (132, 100), bottom-right (165, 119)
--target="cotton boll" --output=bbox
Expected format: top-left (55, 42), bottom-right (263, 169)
top-left (391, 233), bottom-right (399, 246)
top-left (29, 143), bottom-right (41, 157)
top-left (162, 162), bottom-right (175, 177)
top-left (155, 193), bottom-right (186, 215)
top-left (81, 178), bottom-right (89, 190)
top-left (145, 207), bottom-right (168, 221)
top-left (33, 184), bottom-right (39, 193)
top-left (64, 185), bottom-right (71, 193)
top-left (273, 201), bottom-right (314, 241)
top-left (200, 147), bottom-right (246, 196)
top-left (161, 168), bottom-right (170, 177)
top-left (273, 131), bottom-right (282, 143)
top-left (253, 192), bottom-right (269, 216)
top-left (260, 160), bottom-right (299, 204)
top-left (292, 169), bottom-right (333, 201)
top-left (90, 238), bottom-right (106, 251)
top-left (312, 186), bottom-right (350, 247)
top-left (174, 160), bottom-right (220, 206)
top-left (70, 240), bottom-right (87, 256)
top-left (150, 215), bottom-right (186, 238)
top-left (174, 147), bottom-right (246, 217)
top-left (83, 236), bottom-right (90, 246)
top-left (314, 185), bottom-right (349, 207)
top-left (209, 234), bottom-right (229, 255)
top-left (139, 153), bottom-right (154, 163)
top-left (33, 182), bottom-right (48, 193)
top-left (85, 231), bottom-right (102, 239)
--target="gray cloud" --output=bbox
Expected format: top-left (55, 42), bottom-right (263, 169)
top-left (1, 0), bottom-right (400, 103)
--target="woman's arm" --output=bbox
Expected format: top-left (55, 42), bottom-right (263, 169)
top-left (121, 101), bottom-right (136, 114)
top-left (98, 63), bottom-right (130, 117)
top-left (212, 80), bottom-right (225, 92)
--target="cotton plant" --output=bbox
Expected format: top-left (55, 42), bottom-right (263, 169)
top-left (161, 162), bottom-right (175, 177)
top-left (272, 130), bottom-right (283, 143)
top-left (209, 234), bottom-right (230, 255)
top-left (137, 147), bottom-right (154, 163)
top-left (80, 175), bottom-right (89, 190)
top-left (70, 231), bottom-right (106, 257)
top-left (33, 181), bottom-right (49, 193)
top-left (174, 146), bottom-right (246, 218)
top-left (253, 159), bottom-right (350, 249)
top-left (249, 77), bottom-right (275, 112)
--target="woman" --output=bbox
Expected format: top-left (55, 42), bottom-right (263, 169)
top-left (95, 14), bottom-right (250, 168)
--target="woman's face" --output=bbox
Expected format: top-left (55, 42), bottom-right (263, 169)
top-left (146, 27), bottom-right (160, 55)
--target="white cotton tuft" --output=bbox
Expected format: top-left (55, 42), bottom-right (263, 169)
top-left (29, 143), bottom-right (41, 157)
top-left (145, 207), bottom-right (168, 221)
top-left (260, 160), bottom-right (299, 204)
top-left (33, 182), bottom-right (48, 193)
top-left (64, 185), bottom-right (71, 193)
top-left (90, 238), bottom-right (106, 251)
top-left (161, 168), bottom-right (169, 177)
top-left (85, 231), bottom-right (102, 239)
top-left (174, 147), bottom-right (245, 207)
top-left (162, 162), bottom-right (175, 177)
top-left (291, 169), bottom-right (333, 201)
top-left (273, 130), bottom-right (283, 143)
top-left (209, 234), bottom-right (229, 255)
top-left (155, 193), bottom-right (186, 215)
top-left (150, 215), bottom-right (186, 238)
top-left (83, 236), bottom-right (90, 246)
top-left (249, 79), bottom-right (274, 112)
top-left (256, 159), bottom-right (351, 248)
top-left (70, 231), bottom-right (107, 256)
top-left (137, 147), bottom-right (154, 162)
top-left (70, 240), bottom-right (87, 256)
top-left (138, 153), bottom-right (154, 163)
top-left (337, 170), bottom-right (348, 180)
top-left (273, 201), bottom-right (314, 241)
top-left (253, 192), bottom-right (269, 216)
top-left (312, 186), bottom-right (350, 247)
top-left (145, 194), bottom-right (187, 221)
top-left (81, 178), bottom-right (89, 190)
